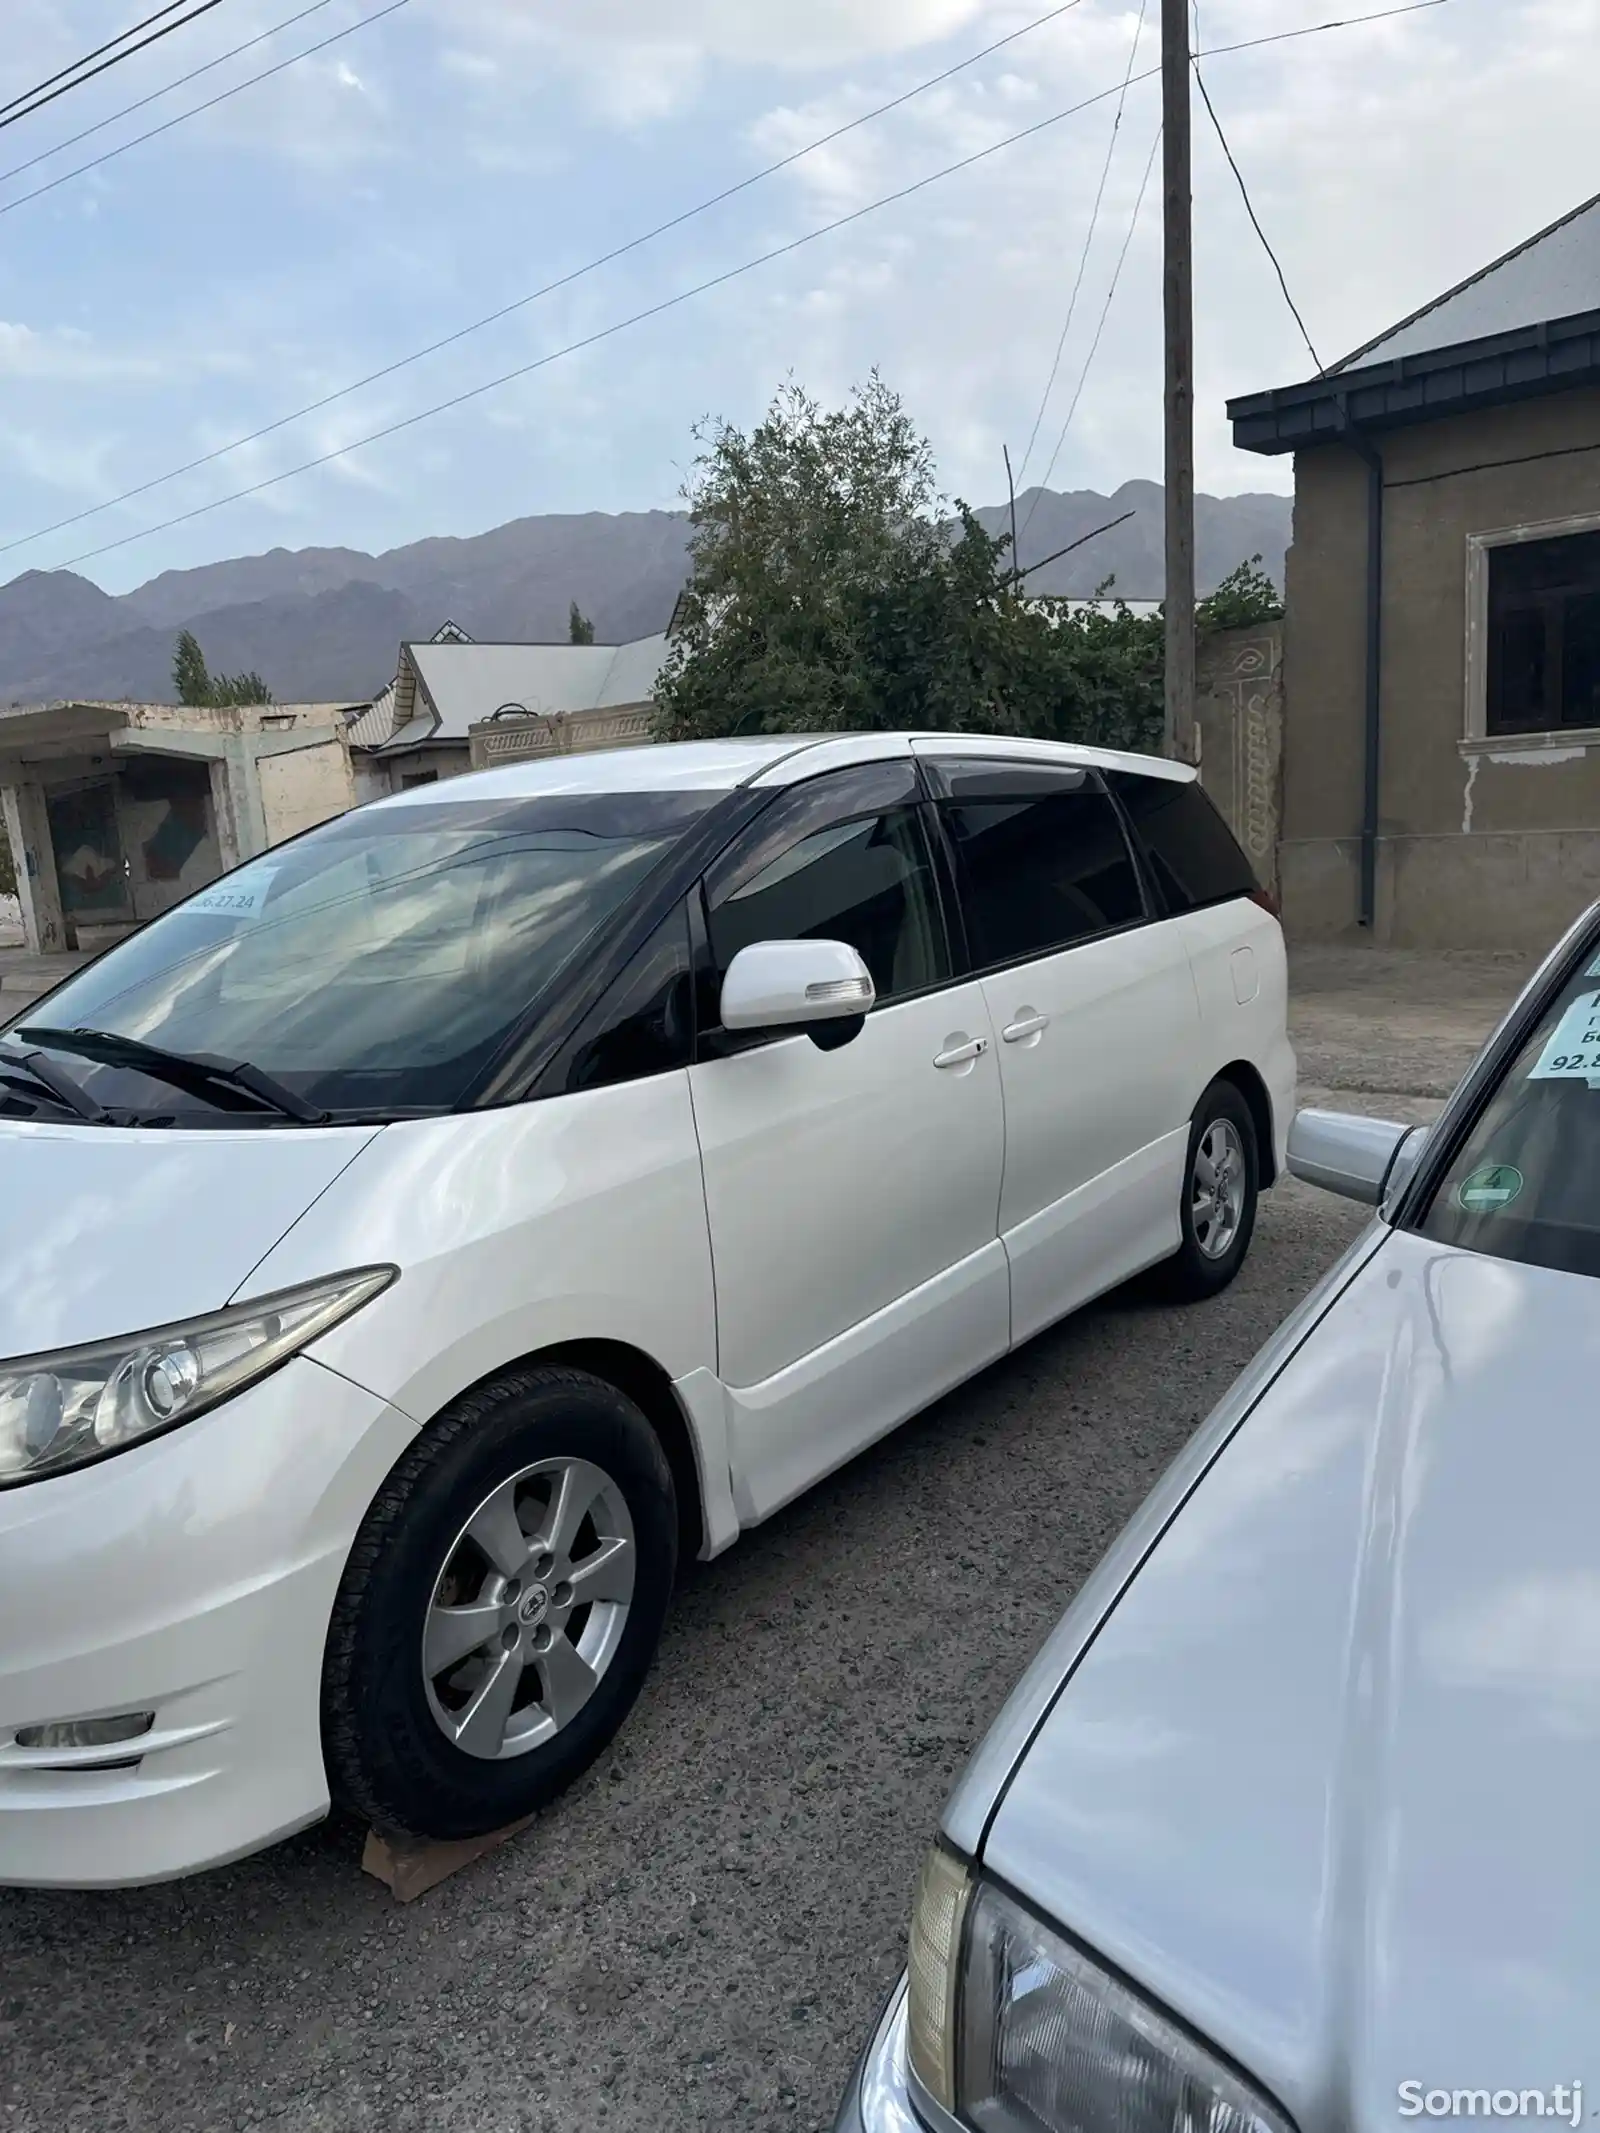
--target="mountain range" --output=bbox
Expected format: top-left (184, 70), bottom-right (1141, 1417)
top-left (0, 480), bottom-right (1292, 709)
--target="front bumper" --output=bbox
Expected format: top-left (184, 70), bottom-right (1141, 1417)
top-left (834, 1976), bottom-right (930, 2133)
top-left (0, 1356), bottom-right (417, 1888)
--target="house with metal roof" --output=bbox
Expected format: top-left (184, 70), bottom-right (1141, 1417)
top-left (1228, 187), bottom-right (1600, 949)
top-left (351, 629), bottom-right (669, 798)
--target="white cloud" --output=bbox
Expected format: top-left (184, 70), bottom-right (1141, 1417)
top-left (0, 319), bottom-right (254, 386)
top-left (460, 0), bottom-right (995, 71)
top-left (3, 0), bottom-right (1600, 587)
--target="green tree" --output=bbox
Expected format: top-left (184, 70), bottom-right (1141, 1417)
top-left (173, 627), bottom-right (211, 706)
top-left (209, 668), bottom-right (273, 707)
top-left (172, 627), bottom-right (272, 707)
top-left (1197, 554), bottom-right (1283, 633)
top-left (568, 601), bottom-right (596, 645)
top-left (654, 375), bottom-right (1163, 754)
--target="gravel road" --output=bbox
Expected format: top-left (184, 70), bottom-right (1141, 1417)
top-left (3, 947), bottom-right (1532, 2133)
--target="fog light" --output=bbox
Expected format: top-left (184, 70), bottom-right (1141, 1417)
top-left (15, 1711), bottom-right (155, 1750)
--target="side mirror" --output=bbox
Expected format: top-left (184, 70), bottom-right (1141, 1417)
top-left (719, 938), bottom-right (876, 1045)
top-left (1287, 1108), bottom-right (1418, 1207)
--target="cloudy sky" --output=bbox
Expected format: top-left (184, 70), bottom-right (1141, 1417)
top-left (0, 0), bottom-right (1594, 592)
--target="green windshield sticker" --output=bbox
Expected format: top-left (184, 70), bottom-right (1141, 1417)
top-left (1528, 989), bottom-right (1600, 1086)
top-left (1457, 1163), bottom-right (1524, 1214)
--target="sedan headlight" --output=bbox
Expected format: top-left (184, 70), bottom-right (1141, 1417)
top-left (0, 1268), bottom-right (395, 1488)
top-left (907, 1846), bottom-right (1294, 2133)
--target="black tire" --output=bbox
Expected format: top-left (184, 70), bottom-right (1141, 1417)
top-left (1158, 1077), bottom-right (1260, 1302)
top-left (322, 1365), bottom-right (677, 1842)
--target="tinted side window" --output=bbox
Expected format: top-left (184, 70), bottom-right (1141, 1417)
top-left (544, 903), bottom-right (694, 1095)
top-left (942, 780), bottom-right (1144, 967)
top-left (1108, 771), bottom-right (1258, 915)
top-left (707, 806), bottom-right (949, 1011)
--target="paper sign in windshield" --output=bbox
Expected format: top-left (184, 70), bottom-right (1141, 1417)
top-left (187, 873), bottom-right (275, 920)
top-left (1528, 989), bottom-right (1600, 1087)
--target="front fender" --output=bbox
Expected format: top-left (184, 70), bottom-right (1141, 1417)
top-left (234, 1088), bottom-right (718, 1431)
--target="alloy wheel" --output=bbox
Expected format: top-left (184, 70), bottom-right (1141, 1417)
top-left (1191, 1117), bottom-right (1246, 1260)
top-left (421, 1456), bottom-right (636, 1762)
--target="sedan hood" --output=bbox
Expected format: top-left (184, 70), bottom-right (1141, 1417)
top-left (983, 1226), bottom-right (1600, 2119)
top-left (0, 1119), bottom-right (382, 1358)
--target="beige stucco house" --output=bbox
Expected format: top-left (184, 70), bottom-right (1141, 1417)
top-left (1230, 188), bottom-right (1600, 949)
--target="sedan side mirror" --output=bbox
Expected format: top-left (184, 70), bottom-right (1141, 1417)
top-left (1288, 1108), bottom-right (1421, 1207)
top-left (719, 939), bottom-right (876, 1048)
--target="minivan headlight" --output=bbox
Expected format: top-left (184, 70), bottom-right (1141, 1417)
top-left (958, 1880), bottom-right (1295, 2133)
top-left (0, 1268), bottom-right (395, 1487)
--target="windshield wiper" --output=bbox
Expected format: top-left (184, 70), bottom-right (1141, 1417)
top-left (0, 1050), bottom-right (108, 1123)
top-left (15, 1025), bottom-right (327, 1124)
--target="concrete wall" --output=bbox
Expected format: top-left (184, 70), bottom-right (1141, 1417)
top-left (258, 738), bottom-right (356, 844)
top-left (351, 746), bottom-right (472, 804)
top-left (469, 702), bottom-right (654, 772)
top-left (1282, 384), bottom-right (1600, 948)
top-left (1196, 622), bottom-right (1283, 897)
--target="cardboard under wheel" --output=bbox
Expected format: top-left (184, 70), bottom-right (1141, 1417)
top-left (361, 1813), bottom-right (538, 1902)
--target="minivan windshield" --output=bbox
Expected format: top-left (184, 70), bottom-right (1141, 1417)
top-left (0, 791), bottom-right (713, 1122)
top-left (1415, 943), bottom-right (1600, 1279)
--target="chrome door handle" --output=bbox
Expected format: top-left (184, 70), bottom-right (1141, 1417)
top-left (933, 1036), bottom-right (988, 1069)
top-left (1002, 1012), bottom-right (1050, 1043)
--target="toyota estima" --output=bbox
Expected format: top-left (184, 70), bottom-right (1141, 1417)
top-left (833, 903), bottom-right (1600, 2133)
top-left (0, 732), bottom-right (1290, 1887)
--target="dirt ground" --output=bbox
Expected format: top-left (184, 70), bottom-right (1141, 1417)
top-left (3, 942), bottom-right (1539, 2133)
top-left (1289, 942), bottom-right (1538, 1118)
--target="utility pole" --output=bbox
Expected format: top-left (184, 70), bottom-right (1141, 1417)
top-left (1162, 0), bottom-right (1197, 765)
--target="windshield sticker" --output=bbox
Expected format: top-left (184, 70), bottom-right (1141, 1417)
top-left (1456, 1163), bottom-right (1525, 1214)
top-left (186, 872), bottom-right (276, 919)
top-left (1527, 989), bottom-right (1600, 1086)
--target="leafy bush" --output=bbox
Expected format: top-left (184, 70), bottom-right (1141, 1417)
top-left (656, 377), bottom-right (1165, 755)
top-left (1197, 555), bottom-right (1283, 633)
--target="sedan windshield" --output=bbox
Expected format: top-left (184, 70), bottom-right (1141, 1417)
top-left (0, 791), bottom-right (712, 1122)
top-left (1415, 944), bottom-right (1600, 1279)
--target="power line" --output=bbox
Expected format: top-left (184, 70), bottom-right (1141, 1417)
top-left (1003, 509), bottom-right (1136, 585)
top-left (20, 0), bottom-right (1464, 573)
top-left (0, 0), bottom-right (339, 193)
top-left (1201, 0), bottom-right (1456, 57)
top-left (1189, 0), bottom-right (1459, 383)
top-left (1016, 0), bottom-right (1149, 487)
top-left (1020, 0), bottom-right (1455, 523)
top-left (51, 71), bottom-right (1166, 572)
top-left (1193, 63), bottom-right (1322, 371)
top-left (1, 0), bottom-right (1089, 559)
top-left (1028, 123), bottom-right (1163, 521)
top-left (0, 1), bottom-right (226, 136)
top-left (0, 1), bottom-right (190, 118)
top-left (0, 0), bottom-right (410, 218)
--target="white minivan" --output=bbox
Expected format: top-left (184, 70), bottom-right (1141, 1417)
top-left (0, 731), bottom-right (1293, 1886)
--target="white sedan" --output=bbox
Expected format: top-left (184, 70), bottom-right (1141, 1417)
top-left (0, 731), bottom-right (1291, 1886)
top-left (834, 905), bottom-right (1600, 2133)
